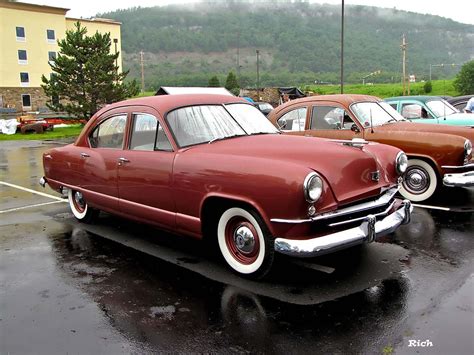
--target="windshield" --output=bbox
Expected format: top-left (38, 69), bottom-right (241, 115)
top-left (426, 99), bottom-right (458, 117)
top-left (350, 101), bottom-right (404, 127)
top-left (166, 103), bottom-right (278, 147)
top-left (225, 103), bottom-right (279, 134)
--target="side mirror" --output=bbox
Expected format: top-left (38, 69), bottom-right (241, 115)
top-left (351, 123), bottom-right (360, 133)
top-left (277, 118), bottom-right (287, 130)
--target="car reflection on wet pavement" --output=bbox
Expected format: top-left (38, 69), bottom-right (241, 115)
top-left (1, 141), bottom-right (473, 354)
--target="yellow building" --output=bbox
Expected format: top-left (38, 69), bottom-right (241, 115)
top-left (0, 1), bottom-right (122, 112)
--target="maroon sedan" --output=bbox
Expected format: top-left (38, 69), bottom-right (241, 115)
top-left (40, 94), bottom-right (411, 278)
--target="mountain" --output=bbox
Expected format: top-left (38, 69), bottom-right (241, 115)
top-left (101, 2), bottom-right (474, 90)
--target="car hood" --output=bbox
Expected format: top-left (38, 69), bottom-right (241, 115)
top-left (440, 112), bottom-right (474, 124)
top-left (185, 134), bottom-right (396, 205)
top-left (375, 121), bottom-right (474, 141)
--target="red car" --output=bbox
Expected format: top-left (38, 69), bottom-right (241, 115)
top-left (40, 94), bottom-right (411, 278)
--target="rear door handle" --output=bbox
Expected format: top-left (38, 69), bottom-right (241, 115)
top-left (80, 152), bottom-right (90, 158)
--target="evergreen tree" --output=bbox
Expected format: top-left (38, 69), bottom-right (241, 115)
top-left (225, 71), bottom-right (239, 95)
top-left (208, 75), bottom-right (220, 87)
top-left (41, 22), bottom-right (139, 120)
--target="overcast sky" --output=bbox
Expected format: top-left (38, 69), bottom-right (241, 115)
top-left (24, 0), bottom-right (474, 25)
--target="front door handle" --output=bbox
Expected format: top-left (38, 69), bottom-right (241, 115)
top-left (118, 157), bottom-right (130, 165)
top-left (80, 152), bottom-right (90, 158)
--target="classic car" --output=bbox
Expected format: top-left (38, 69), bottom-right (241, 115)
top-left (254, 101), bottom-right (274, 116)
top-left (384, 95), bottom-right (474, 127)
top-left (268, 94), bottom-right (474, 202)
top-left (447, 95), bottom-right (474, 112)
top-left (40, 94), bottom-right (411, 278)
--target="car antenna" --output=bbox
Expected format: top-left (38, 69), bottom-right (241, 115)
top-left (369, 108), bottom-right (374, 133)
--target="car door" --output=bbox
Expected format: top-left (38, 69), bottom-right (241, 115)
top-left (117, 107), bottom-right (177, 230)
top-left (306, 103), bottom-right (364, 140)
top-left (75, 111), bottom-right (128, 212)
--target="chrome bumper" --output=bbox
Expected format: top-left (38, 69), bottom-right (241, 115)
top-left (443, 171), bottom-right (474, 187)
top-left (39, 176), bottom-right (47, 188)
top-left (274, 200), bottom-right (412, 258)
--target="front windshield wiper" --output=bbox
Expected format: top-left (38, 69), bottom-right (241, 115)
top-left (208, 134), bottom-right (246, 144)
top-left (249, 131), bottom-right (279, 135)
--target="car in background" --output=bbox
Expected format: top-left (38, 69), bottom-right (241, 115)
top-left (384, 95), bottom-right (474, 127)
top-left (254, 101), bottom-right (274, 116)
top-left (447, 95), bottom-right (474, 112)
top-left (268, 94), bottom-right (474, 202)
top-left (40, 94), bottom-right (411, 279)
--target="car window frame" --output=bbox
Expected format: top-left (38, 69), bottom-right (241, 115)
top-left (276, 105), bottom-right (309, 132)
top-left (88, 113), bottom-right (128, 150)
top-left (309, 104), bottom-right (355, 130)
top-left (128, 112), bottom-right (174, 152)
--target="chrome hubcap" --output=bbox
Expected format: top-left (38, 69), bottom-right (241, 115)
top-left (405, 168), bottom-right (430, 194)
top-left (74, 191), bottom-right (85, 208)
top-left (233, 226), bottom-right (255, 254)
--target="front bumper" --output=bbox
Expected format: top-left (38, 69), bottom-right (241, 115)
top-left (274, 200), bottom-right (412, 257)
top-left (443, 171), bottom-right (474, 187)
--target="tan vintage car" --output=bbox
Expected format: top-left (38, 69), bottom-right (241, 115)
top-left (268, 94), bottom-right (474, 202)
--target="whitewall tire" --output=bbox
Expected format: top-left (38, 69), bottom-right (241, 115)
top-left (217, 207), bottom-right (274, 279)
top-left (68, 189), bottom-right (98, 223)
top-left (400, 159), bottom-right (438, 202)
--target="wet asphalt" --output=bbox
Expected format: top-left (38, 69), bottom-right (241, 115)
top-left (0, 140), bottom-right (473, 354)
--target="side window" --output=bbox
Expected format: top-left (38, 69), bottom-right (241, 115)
top-left (401, 104), bottom-right (423, 119)
top-left (277, 107), bottom-right (307, 131)
top-left (388, 103), bottom-right (397, 110)
top-left (311, 106), bottom-right (351, 130)
top-left (89, 115), bottom-right (126, 149)
top-left (129, 113), bottom-right (173, 151)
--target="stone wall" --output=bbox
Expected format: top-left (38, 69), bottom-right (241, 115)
top-left (0, 87), bottom-right (50, 112)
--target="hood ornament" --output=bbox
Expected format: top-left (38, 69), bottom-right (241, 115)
top-left (330, 138), bottom-right (369, 149)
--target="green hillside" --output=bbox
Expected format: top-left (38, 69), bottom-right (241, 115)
top-left (101, 2), bottom-right (474, 91)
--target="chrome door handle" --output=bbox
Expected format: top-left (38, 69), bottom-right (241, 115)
top-left (80, 152), bottom-right (90, 158)
top-left (118, 157), bottom-right (130, 165)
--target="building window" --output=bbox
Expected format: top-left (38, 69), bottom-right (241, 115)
top-left (22, 94), bottom-right (31, 109)
top-left (48, 51), bottom-right (57, 63)
top-left (16, 26), bottom-right (25, 42)
top-left (18, 50), bottom-right (27, 64)
top-left (51, 94), bottom-right (60, 106)
top-left (20, 72), bottom-right (29, 86)
top-left (46, 29), bottom-right (55, 43)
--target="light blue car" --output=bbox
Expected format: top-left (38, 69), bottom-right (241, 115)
top-left (384, 96), bottom-right (474, 127)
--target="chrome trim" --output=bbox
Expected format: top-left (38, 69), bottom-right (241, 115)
top-left (328, 200), bottom-right (395, 227)
top-left (271, 186), bottom-right (399, 224)
top-left (274, 200), bottom-right (412, 258)
top-left (441, 163), bottom-right (474, 169)
top-left (443, 171), bottom-right (474, 187)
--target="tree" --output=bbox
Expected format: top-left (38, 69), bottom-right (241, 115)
top-left (208, 75), bottom-right (220, 87)
top-left (225, 71), bottom-right (240, 95)
top-left (41, 22), bottom-right (139, 120)
top-left (454, 60), bottom-right (474, 95)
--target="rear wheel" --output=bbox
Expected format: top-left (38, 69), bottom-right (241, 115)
top-left (68, 189), bottom-right (99, 223)
top-left (217, 207), bottom-right (274, 279)
top-left (400, 159), bottom-right (438, 202)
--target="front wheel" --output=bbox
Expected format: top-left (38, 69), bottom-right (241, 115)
top-left (68, 189), bottom-right (99, 223)
top-left (399, 159), bottom-right (438, 202)
top-left (217, 207), bottom-right (274, 279)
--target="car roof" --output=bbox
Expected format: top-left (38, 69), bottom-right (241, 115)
top-left (385, 95), bottom-right (443, 103)
top-left (95, 94), bottom-right (247, 117)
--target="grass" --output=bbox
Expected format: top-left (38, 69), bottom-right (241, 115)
top-left (303, 79), bottom-right (458, 98)
top-left (0, 125), bottom-right (84, 141)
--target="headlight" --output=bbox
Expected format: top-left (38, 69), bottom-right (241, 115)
top-left (465, 139), bottom-right (472, 158)
top-left (303, 172), bottom-right (323, 203)
top-left (395, 151), bottom-right (408, 175)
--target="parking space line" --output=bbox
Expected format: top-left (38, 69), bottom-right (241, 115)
top-left (0, 181), bottom-right (65, 202)
top-left (0, 200), bottom-right (66, 214)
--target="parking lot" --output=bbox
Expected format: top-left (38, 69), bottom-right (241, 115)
top-left (1, 140), bottom-right (473, 354)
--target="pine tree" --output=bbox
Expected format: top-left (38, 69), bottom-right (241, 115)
top-left (225, 71), bottom-right (240, 95)
top-left (208, 75), bottom-right (220, 87)
top-left (41, 22), bottom-right (139, 120)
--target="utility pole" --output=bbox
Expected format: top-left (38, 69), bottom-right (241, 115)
top-left (340, 0), bottom-right (345, 94)
top-left (256, 49), bottom-right (260, 97)
top-left (237, 30), bottom-right (241, 86)
top-left (140, 51), bottom-right (145, 93)
top-left (401, 34), bottom-right (408, 96)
